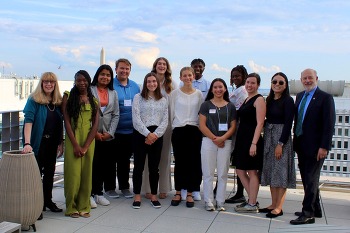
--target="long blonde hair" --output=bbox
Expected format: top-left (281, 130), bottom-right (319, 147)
top-left (31, 72), bottom-right (62, 105)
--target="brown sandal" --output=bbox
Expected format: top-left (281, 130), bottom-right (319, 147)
top-left (159, 193), bottom-right (167, 199)
top-left (79, 212), bottom-right (90, 218)
top-left (69, 212), bottom-right (79, 218)
top-left (186, 194), bottom-right (194, 208)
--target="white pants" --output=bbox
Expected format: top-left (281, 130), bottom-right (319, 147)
top-left (201, 137), bottom-right (232, 204)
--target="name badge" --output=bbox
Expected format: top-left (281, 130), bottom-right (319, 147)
top-left (219, 123), bottom-right (228, 131)
top-left (209, 109), bottom-right (216, 114)
top-left (124, 99), bottom-right (132, 106)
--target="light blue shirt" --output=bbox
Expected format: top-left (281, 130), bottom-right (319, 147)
top-left (113, 77), bottom-right (140, 134)
top-left (299, 86), bottom-right (317, 121)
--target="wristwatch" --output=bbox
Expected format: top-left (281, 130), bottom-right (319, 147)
top-left (277, 141), bottom-right (284, 147)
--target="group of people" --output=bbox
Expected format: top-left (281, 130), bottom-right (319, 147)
top-left (22, 56), bottom-right (335, 226)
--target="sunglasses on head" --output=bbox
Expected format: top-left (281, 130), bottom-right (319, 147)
top-left (271, 80), bottom-right (285, 85)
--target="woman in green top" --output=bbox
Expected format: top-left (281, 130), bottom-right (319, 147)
top-left (62, 70), bottom-right (99, 218)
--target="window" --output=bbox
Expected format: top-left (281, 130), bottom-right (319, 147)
top-left (344, 154), bottom-right (348, 160)
top-left (345, 141), bottom-right (348, 149)
top-left (339, 116), bottom-right (343, 123)
top-left (336, 166), bottom-right (340, 171)
top-left (323, 165), bottom-right (327, 170)
top-left (330, 153), bottom-right (334, 159)
top-left (343, 167), bottom-right (347, 172)
top-left (337, 141), bottom-right (342, 148)
top-left (345, 129), bottom-right (349, 137)
top-left (338, 128), bottom-right (342, 135)
top-left (330, 166), bottom-right (334, 171)
top-left (346, 116), bottom-right (349, 123)
top-left (332, 141), bottom-right (335, 148)
top-left (337, 154), bottom-right (341, 160)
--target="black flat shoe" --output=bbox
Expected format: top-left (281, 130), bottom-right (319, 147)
top-left (266, 210), bottom-right (283, 218)
top-left (259, 207), bottom-right (273, 213)
top-left (44, 202), bottom-right (63, 212)
top-left (290, 215), bottom-right (315, 225)
top-left (225, 196), bottom-right (246, 204)
top-left (171, 194), bottom-right (181, 206)
top-left (37, 213), bottom-right (43, 220)
top-left (295, 211), bottom-right (322, 218)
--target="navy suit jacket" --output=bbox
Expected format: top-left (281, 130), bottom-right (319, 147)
top-left (293, 87), bottom-right (335, 157)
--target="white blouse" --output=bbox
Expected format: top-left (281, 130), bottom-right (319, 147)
top-left (132, 93), bottom-right (168, 137)
top-left (170, 88), bottom-right (203, 129)
top-left (229, 85), bottom-right (248, 110)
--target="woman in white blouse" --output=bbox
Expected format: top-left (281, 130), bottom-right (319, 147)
top-left (131, 72), bottom-right (168, 209)
top-left (170, 67), bottom-right (203, 208)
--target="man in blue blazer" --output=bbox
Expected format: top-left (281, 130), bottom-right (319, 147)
top-left (290, 68), bottom-right (335, 225)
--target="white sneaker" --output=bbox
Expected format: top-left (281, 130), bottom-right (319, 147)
top-left (216, 202), bottom-right (226, 211)
top-left (192, 191), bottom-right (201, 201)
top-left (105, 190), bottom-right (119, 198)
top-left (95, 195), bottom-right (110, 206)
top-left (90, 196), bottom-right (97, 209)
top-left (181, 189), bottom-right (187, 201)
top-left (205, 202), bottom-right (215, 211)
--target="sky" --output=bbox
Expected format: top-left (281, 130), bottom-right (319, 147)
top-left (1, 0), bottom-right (350, 88)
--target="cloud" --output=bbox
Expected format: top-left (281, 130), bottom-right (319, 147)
top-left (248, 60), bottom-right (280, 73)
top-left (0, 61), bottom-right (13, 69)
top-left (123, 29), bottom-right (158, 43)
top-left (129, 47), bottom-right (160, 68)
top-left (50, 45), bottom-right (87, 59)
top-left (211, 63), bottom-right (230, 73)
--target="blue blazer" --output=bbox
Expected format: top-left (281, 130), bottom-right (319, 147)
top-left (293, 87), bottom-right (335, 157)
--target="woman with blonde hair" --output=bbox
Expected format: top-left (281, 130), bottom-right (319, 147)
top-left (22, 72), bottom-right (64, 219)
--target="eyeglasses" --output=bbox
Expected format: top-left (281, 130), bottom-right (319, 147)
top-left (43, 80), bottom-right (56, 84)
top-left (271, 80), bottom-right (285, 85)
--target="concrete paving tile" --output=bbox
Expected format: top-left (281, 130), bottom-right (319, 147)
top-left (35, 217), bottom-right (85, 233)
top-left (75, 224), bottom-right (140, 233)
top-left (143, 215), bottom-right (212, 233)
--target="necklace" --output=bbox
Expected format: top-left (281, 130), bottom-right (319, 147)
top-left (46, 104), bottom-right (55, 112)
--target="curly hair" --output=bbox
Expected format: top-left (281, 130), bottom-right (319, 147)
top-left (230, 65), bottom-right (248, 87)
top-left (66, 70), bottom-right (97, 131)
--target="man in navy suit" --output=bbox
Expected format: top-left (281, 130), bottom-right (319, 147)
top-left (290, 68), bottom-right (335, 225)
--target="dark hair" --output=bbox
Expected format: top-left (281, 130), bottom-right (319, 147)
top-left (266, 72), bottom-right (290, 105)
top-left (230, 65), bottom-right (248, 87)
top-left (141, 72), bottom-right (163, 100)
top-left (91, 64), bottom-right (114, 90)
top-left (66, 70), bottom-right (97, 131)
top-left (247, 72), bottom-right (261, 86)
top-left (191, 58), bottom-right (205, 67)
top-left (151, 57), bottom-right (173, 94)
top-left (205, 78), bottom-right (230, 102)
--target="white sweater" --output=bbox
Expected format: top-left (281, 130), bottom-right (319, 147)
top-left (170, 88), bottom-right (203, 129)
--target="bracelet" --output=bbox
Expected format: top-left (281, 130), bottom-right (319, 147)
top-left (251, 143), bottom-right (256, 145)
top-left (24, 143), bottom-right (31, 146)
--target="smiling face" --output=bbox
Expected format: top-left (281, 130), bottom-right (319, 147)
top-left (191, 62), bottom-right (205, 80)
top-left (42, 79), bottom-right (56, 96)
top-left (116, 62), bottom-right (131, 82)
top-left (211, 80), bottom-right (227, 98)
top-left (180, 68), bottom-right (195, 85)
top-left (146, 75), bottom-right (158, 93)
top-left (97, 69), bottom-right (112, 88)
top-left (231, 70), bottom-right (243, 87)
top-left (156, 59), bottom-right (167, 75)
top-left (245, 76), bottom-right (259, 94)
top-left (271, 74), bottom-right (286, 96)
top-left (301, 69), bottom-right (318, 92)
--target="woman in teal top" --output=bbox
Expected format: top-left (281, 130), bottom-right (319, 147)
top-left (62, 70), bottom-right (99, 218)
top-left (22, 72), bottom-right (64, 218)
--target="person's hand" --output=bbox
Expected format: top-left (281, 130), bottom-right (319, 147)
top-left (146, 133), bottom-right (158, 144)
top-left (57, 143), bottom-right (64, 158)
top-left (22, 144), bottom-right (33, 153)
top-left (95, 132), bottom-right (103, 141)
top-left (317, 148), bottom-right (328, 161)
top-left (274, 145), bottom-right (283, 160)
top-left (101, 133), bottom-right (112, 141)
top-left (250, 144), bottom-right (257, 157)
